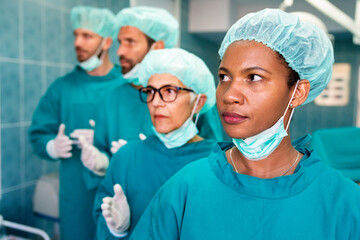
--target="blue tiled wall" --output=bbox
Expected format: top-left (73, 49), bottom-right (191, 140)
top-left (0, 0), bottom-right (128, 238)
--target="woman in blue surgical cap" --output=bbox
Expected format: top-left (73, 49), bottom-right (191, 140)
top-left (131, 8), bottom-right (360, 240)
top-left (93, 48), bottom-right (217, 239)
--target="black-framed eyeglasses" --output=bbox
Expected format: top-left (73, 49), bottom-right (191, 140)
top-left (139, 85), bottom-right (194, 103)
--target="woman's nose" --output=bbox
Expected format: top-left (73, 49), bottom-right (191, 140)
top-left (221, 81), bottom-right (245, 105)
top-left (151, 91), bottom-right (165, 106)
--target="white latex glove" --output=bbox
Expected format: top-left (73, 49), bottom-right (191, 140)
top-left (110, 133), bottom-right (147, 154)
top-left (69, 119), bottom-right (95, 147)
top-left (78, 136), bottom-right (109, 176)
top-left (70, 129), bottom-right (94, 148)
top-left (101, 184), bottom-right (130, 237)
top-left (110, 139), bottom-right (128, 154)
top-left (46, 124), bottom-right (73, 159)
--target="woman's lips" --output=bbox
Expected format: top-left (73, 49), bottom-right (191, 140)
top-left (222, 112), bottom-right (248, 124)
top-left (154, 114), bottom-right (168, 119)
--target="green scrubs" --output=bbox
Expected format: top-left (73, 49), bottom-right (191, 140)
top-left (93, 135), bottom-right (216, 239)
top-left (29, 66), bottom-right (125, 240)
top-left (132, 138), bottom-right (360, 240)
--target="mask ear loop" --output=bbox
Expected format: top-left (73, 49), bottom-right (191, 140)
top-left (284, 80), bottom-right (300, 131)
top-left (190, 94), bottom-right (201, 125)
top-left (95, 38), bottom-right (106, 60)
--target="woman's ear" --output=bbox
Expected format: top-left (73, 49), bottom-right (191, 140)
top-left (290, 79), bottom-right (310, 108)
top-left (152, 40), bottom-right (165, 50)
top-left (103, 37), bottom-right (113, 51)
top-left (194, 94), bottom-right (207, 114)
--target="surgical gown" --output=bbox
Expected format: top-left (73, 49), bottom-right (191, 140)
top-left (29, 65), bottom-right (125, 240)
top-left (93, 135), bottom-right (216, 240)
top-left (93, 81), bottom-right (224, 160)
top-left (132, 139), bottom-right (360, 240)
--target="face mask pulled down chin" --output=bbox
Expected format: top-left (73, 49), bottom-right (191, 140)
top-left (122, 63), bottom-right (141, 85)
top-left (232, 81), bottom-right (299, 161)
top-left (153, 95), bottom-right (201, 149)
top-left (79, 40), bottom-right (105, 72)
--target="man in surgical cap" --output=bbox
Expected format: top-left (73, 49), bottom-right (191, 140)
top-left (79, 7), bottom-right (224, 183)
top-left (29, 6), bottom-right (123, 240)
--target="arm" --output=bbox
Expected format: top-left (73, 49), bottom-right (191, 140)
top-left (93, 150), bottom-right (130, 239)
top-left (29, 81), bottom-right (63, 160)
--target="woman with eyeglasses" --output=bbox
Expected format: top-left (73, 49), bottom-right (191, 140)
top-left (130, 9), bottom-right (360, 240)
top-left (92, 48), bottom-right (217, 239)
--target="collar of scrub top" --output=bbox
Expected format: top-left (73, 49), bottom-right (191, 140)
top-left (209, 138), bottom-right (326, 199)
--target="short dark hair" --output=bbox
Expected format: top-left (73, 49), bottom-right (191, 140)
top-left (145, 35), bottom-right (156, 49)
top-left (276, 52), bottom-right (300, 89)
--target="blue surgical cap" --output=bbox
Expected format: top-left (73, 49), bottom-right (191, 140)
top-left (71, 6), bottom-right (115, 38)
top-left (115, 6), bottom-right (179, 48)
top-left (138, 49), bottom-right (216, 113)
top-left (218, 8), bottom-right (334, 105)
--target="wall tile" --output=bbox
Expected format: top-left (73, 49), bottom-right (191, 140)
top-left (45, 66), bottom-right (62, 89)
top-left (0, 0), bottom-right (19, 58)
top-left (23, 0), bottom-right (42, 61)
top-left (63, 12), bottom-right (77, 65)
top-left (1, 63), bottom-right (20, 124)
top-left (24, 126), bottom-right (44, 182)
top-left (44, 7), bottom-right (62, 63)
top-left (24, 64), bottom-right (42, 122)
top-left (1, 127), bottom-right (21, 189)
top-left (63, 0), bottom-right (82, 9)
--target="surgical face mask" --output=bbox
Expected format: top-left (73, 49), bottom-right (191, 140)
top-left (123, 63), bottom-right (141, 85)
top-left (233, 81), bottom-right (299, 161)
top-left (79, 39), bottom-right (105, 72)
top-left (153, 94), bottom-right (201, 149)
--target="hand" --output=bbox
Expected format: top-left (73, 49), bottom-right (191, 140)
top-left (110, 139), bottom-right (127, 154)
top-left (101, 184), bottom-right (130, 235)
top-left (78, 136), bottom-right (109, 176)
top-left (70, 128), bottom-right (94, 147)
top-left (110, 133), bottom-right (147, 154)
top-left (46, 124), bottom-right (73, 159)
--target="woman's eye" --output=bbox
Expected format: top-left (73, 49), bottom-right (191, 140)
top-left (249, 74), bottom-right (262, 82)
top-left (165, 88), bottom-right (176, 94)
top-left (219, 74), bottom-right (231, 82)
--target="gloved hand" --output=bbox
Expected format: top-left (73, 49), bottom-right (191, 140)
top-left (101, 184), bottom-right (130, 237)
top-left (110, 133), bottom-right (147, 154)
top-left (110, 139), bottom-right (127, 154)
top-left (70, 119), bottom-right (95, 147)
top-left (46, 124), bottom-right (73, 159)
top-left (78, 136), bottom-right (109, 176)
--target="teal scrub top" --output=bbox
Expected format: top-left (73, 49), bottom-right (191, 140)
top-left (29, 65), bottom-right (125, 240)
top-left (93, 135), bottom-right (216, 240)
top-left (131, 138), bottom-right (360, 240)
top-left (93, 81), bottom-right (224, 160)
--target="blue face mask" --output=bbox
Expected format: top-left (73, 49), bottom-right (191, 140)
top-left (233, 81), bottom-right (299, 161)
top-left (153, 94), bottom-right (201, 149)
top-left (79, 39), bottom-right (105, 72)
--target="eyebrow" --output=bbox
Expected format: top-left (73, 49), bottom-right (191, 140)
top-left (218, 66), bottom-right (272, 75)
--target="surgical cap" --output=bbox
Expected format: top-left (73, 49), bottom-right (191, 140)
top-left (138, 49), bottom-right (216, 113)
top-left (218, 8), bottom-right (334, 105)
top-left (115, 6), bottom-right (179, 48)
top-left (71, 6), bottom-right (115, 38)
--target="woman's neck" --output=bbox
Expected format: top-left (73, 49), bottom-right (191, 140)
top-left (187, 135), bottom-right (203, 144)
top-left (227, 137), bottom-right (303, 178)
